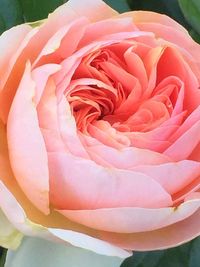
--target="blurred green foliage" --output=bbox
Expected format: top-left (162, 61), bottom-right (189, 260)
top-left (178, 0), bottom-right (200, 35)
top-left (122, 237), bottom-right (200, 267)
top-left (0, 0), bottom-right (24, 34)
top-left (18, 0), bottom-right (66, 22)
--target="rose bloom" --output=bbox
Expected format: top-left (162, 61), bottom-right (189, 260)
top-left (1, 0), bottom-right (200, 258)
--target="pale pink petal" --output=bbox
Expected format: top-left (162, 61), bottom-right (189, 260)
top-left (26, 0), bottom-right (115, 64)
top-left (88, 121), bottom-right (130, 149)
top-left (66, 0), bottom-right (118, 22)
top-left (32, 64), bottom-right (61, 104)
top-left (59, 198), bottom-right (200, 233)
top-left (126, 10), bottom-right (200, 68)
top-left (164, 120), bottom-right (200, 160)
top-left (18, 0), bottom-right (116, 68)
top-left (33, 17), bottom-right (89, 67)
top-left (122, 11), bottom-right (188, 33)
top-left (49, 228), bottom-right (131, 258)
top-left (84, 142), bottom-right (171, 169)
top-left (125, 111), bottom-right (186, 152)
top-left (36, 76), bottom-right (67, 153)
top-left (79, 17), bottom-right (137, 47)
top-left (100, 206), bottom-right (200, 250)
top-left (48, 152), bottom-right (172, 210)
top-left (7, 62), bottom-right (49, 214)
top-left (0, 24), bottom-right (32, 91)
top-left (57, 97), bottom-right (90, 158)
top-left (169, 106), bottom-right (200, 141)
top-left (126, 130), bottom-right (171, 152)
top-left (0, 27), bottom-right (37, 122)
top-left (0, 181), bottom-right (129, 258)
top-left (132, 160), bottom-right (200, 195)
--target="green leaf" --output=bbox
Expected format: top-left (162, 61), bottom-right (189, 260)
top-left (121, 240), bottom-right (193, 267)
top-left (0, 0), bottom-right (24, 34)
top-left (0, 249), bottom-right (7, 267)
top-left (5, 237), bottom-right (123, 267)
top-left (0, 15), bottom-right (6, 35)
top-left (189, 238), bottom-right (200, 267)
top-left (18, 0), bottom-right (66, 22)
top-left (104, 0), bottom-right (130, 12)
top-left (121, 251), bottom-right (164, 267)
top-left (178, 0), bottom-right (200, 34)
top-left (190, 29), bottom-right (200, 43)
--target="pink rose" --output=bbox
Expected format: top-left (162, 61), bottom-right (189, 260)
top-left (1, 0), bottom-right (200, 257)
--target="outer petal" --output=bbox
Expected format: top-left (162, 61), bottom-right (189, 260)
top-left (32, 63), bottom-right (61, 105)
top-left (65, 0), bottom-right (118, 22)
top-left (79, 17), bottom-right (137, 48)
top-left (32, 64), bottom-right (68, 153)
top-left (0, 24), bottom-right (32, 91)
top-left (29, 0), bottom-right (118, 66)
top-left (49, 152), bottom-right (172, 210)
top-left (0, 27), bottom-right (37, 122)
top-left (59, 199), bottom-right (200, 233)
top-left (121, 11), bottom-right (188, 33)
top-left (0, 181), bottom-right (130, 258)
top-left (100, 204), bottom-right (200, 251)
top-left (5, 237), bottom-right (124, 267)
top-left (0, 120), bottom-right (105, 246)
top-left (132, 160), bottom-right (200, 196)
top-left (0, 208), bottom-right (23, 249)
top-left (33, 17), bottom-right (89, 67)
top-left (7, 62), bottom-right (49, 214)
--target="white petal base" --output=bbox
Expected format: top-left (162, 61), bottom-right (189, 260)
top-left (5, 237), bottom-right (124, 267)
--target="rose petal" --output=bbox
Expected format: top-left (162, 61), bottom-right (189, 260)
top-left (132, 160), bottom-right (200, 195)
top-left (66, 0), bottom-right (118, 22)
top-left (33, 17), bottom-right (89, 67)
top-left (59, 198), bottom-right (200, 233)
top-left (164, 120), bottom-right (200, 160)
top-left (0, 27), bottom-right (37, 122)
top-left (49, 152), bottom-right (172, 210)
top-left (0, 181), bottom-right (129, 258)
top-left (5, 237), bottom-right (125, 267)
top-left (7, 62), bottom-right (49, 214)
top-left (0, 24), bottom-right (32, 91)
top-left (100, 195), bottom-right (200, 250)
top-left (123, 11), bottom-right (188, 33)
top-left (84, 141), bottom-right (171, 169)
top-left (79, 17), bottom-right (137, 48)
top-left (126, 10), bottom-right (200, 68)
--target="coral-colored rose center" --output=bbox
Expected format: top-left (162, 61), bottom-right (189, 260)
top-left (66, 43), bottom-right (183, 143)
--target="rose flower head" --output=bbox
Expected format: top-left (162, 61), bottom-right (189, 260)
top-left (0, 0), bottom-right (200, 259)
